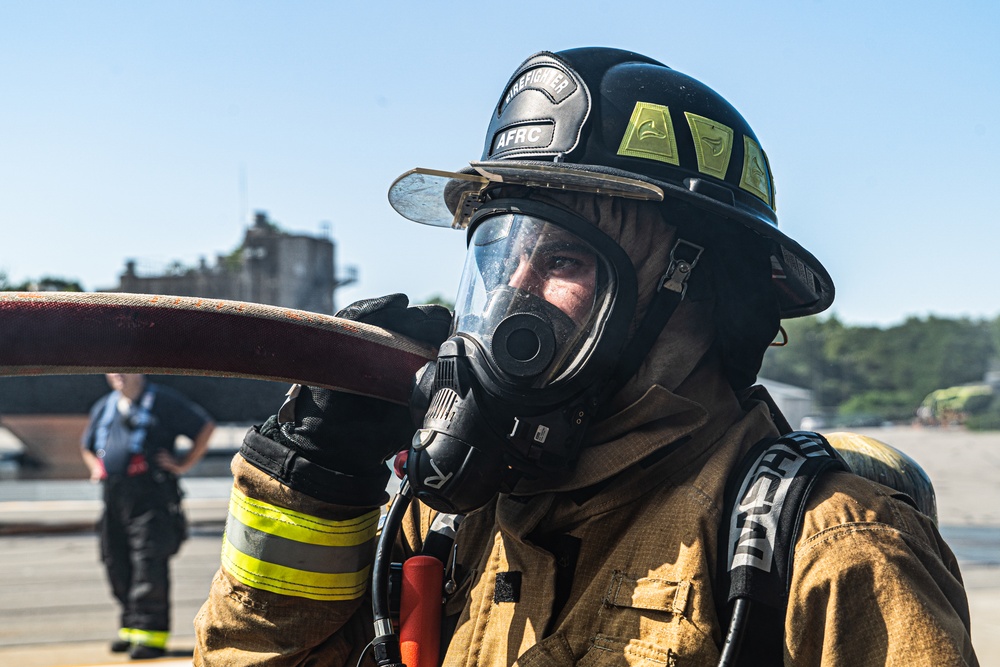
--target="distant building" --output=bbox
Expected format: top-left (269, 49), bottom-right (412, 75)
top-left (984, 360), bottom-right (1000, 390)
top-left (112, 211), bottom-right (356, 314)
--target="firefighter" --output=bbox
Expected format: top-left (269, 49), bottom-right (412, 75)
top-left (194, 48), bottom-right (978, 665)
top-left (82, 373), bottom-right (215, 659)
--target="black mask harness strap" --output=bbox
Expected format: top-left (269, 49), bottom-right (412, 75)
top-left (600, 238), bottom-right (703, 410)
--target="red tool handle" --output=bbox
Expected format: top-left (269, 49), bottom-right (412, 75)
top-left (400, 555), bottom-right (444, 667)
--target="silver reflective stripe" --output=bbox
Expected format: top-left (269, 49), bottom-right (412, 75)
top-left (225, 513), bottom-right (376, 575)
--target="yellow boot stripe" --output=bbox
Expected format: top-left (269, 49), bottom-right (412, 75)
top-left (125, 628), bottom-right (169, 648)
top-left (221, 536), bottom-right (370, 601)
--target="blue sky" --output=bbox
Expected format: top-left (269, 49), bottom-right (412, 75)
top-left (1, 1), bottom-right (997, 326)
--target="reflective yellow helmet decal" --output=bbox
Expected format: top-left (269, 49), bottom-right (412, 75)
top-left (739, 136), bottom-right (772, 207)
top-left (617, 101), bottom-right (679, 165)
top-left (684, 112), bottom-right (734, 179)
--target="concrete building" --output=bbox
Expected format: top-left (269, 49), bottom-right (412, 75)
top-left (114, 211), bottom-right (356, 314)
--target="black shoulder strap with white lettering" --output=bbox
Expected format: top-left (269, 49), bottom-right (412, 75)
top-left (716, 431), bottom-right (847, 664)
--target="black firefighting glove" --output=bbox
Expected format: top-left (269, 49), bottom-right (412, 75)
top-left (242, 294), bottom-right (451, 505)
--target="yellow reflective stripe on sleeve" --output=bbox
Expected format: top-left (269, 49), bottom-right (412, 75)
top-left (221, 535), bottom-right (370, 601)
top-left (220, 487), bottom-right (378, 600)
top-left (229, 486), bottom-right (379, 547)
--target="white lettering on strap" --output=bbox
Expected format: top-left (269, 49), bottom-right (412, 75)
top-left (730, 443), bottom-right (807, 572)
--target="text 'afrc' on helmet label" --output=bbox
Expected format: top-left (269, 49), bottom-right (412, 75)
top-left (491, 122), bottom-right (556, 156)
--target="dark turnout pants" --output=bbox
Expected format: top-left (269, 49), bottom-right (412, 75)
top-left (100, 474), bottom-right (184, 633)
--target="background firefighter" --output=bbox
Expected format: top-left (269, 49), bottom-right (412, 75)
top-left (82, 372), bottom-right (215, 660)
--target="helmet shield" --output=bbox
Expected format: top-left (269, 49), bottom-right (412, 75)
top-left (388, 168), bottom-right (491, 229)
top-left (388, 165), bottom-right (664, 230)
top-left (453, 208), bottom-right (619, 388)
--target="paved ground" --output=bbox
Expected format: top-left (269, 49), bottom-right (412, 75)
top-left (0, 528), bottom-right (222, 667)
top-left (0, 426), bottom-right (997, 665)
top-left (851, 426), bottom-right (1000, 527)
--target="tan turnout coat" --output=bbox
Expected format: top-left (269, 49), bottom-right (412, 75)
top-left (195, 364), bottom-right (977, 665)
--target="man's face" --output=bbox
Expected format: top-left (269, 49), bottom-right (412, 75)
top-left (105, 373), bottom-right (145, 395)
top-left (502, 222), bottom-right (599, 325)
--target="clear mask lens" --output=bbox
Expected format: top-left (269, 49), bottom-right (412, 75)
top-left (453, 213), bottom-right (615, 386)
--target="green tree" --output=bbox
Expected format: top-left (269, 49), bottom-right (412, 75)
top-left (0, 274), bottom-right (84, 292)
top-left (761, 314), bottom-right (997, 422)
top-left (423, 294), bottom-right (455, 310)
top-left (761, 315), bottom-right (848, 409)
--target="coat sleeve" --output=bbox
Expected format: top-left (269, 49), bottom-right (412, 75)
top-left (786, 471), bottom-right (979, 666)
top-left (194, 426), bottom-right (394, 667)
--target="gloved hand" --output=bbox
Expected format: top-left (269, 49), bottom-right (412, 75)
top-left (258, 294), bottom-right (451, 477)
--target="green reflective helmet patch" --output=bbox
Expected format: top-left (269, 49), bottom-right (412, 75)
top-left (617, 102), bottom-right (679, 165)
top-left (739, 136), bottom-right (772, 207)
top-left (685, 112), bottom-right (734, 179)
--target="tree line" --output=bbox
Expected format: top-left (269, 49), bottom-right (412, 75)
top-left (759, 314), bottom-right (1000, 427)
top-left (0, 271), bottom-right (83, 292)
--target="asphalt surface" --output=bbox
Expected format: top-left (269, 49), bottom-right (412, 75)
top-left (1, 426), bottom-right (999, 665)
top-left (0, 477), bottom-right (229, 667)
top-left (0, 529), bottom-right (222, 667)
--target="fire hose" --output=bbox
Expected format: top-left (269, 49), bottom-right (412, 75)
top-left (0, 291), bottom-right (436, 402)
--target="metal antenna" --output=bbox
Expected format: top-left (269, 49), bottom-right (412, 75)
top-left (239, 164), bottom-right (249, 230)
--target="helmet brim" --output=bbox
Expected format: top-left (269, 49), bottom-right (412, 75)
top-left (388, 161), bottom-right (833, 318)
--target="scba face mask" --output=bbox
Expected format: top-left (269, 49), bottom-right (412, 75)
top-left (406, 198), bottom-right (637, 514)
top-left (458, 211), bottom-right (609, 385)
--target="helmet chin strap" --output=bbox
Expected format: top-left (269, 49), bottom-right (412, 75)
top-left (599, 238), bottom-right (703, 413)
